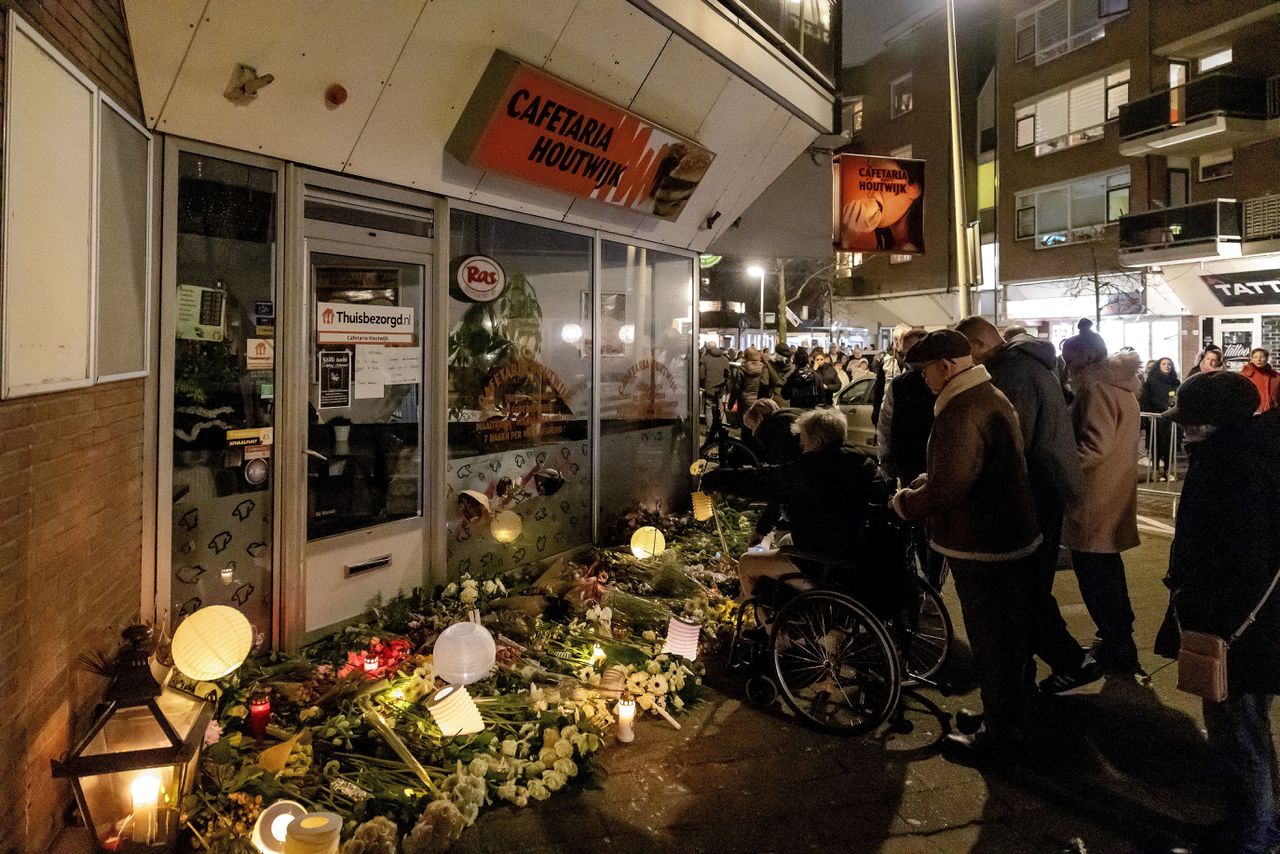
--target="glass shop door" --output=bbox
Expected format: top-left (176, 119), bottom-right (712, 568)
top-left (300, 240), bottom-right (429, 633)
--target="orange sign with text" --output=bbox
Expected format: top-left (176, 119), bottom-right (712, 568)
top-left (447, 51), bottom-right (714, 222)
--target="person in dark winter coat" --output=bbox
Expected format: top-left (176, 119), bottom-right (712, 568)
top-left (1140, 357), bottom-right (1181, 481)
top-left (877, 329), bottom-right (929, 483)
top-left (770, 343), bottom-right (795, 404)
top-left (725, 347), bottom-right (775, 426)
top-left (782, 348), bottom-right (825, 409)
top-left (1160, 371), bottom-right (1280, 854)
top-left (872, 324), bottom-right (914, 424)
top-left (958, 317), bottom-right (1098, 694)
top-left (811, 349), bottom-right (844, 405)
top-left (892, 330), bottom-right (1040, 760)
top-left (1187, 344), bottom-right (1223, 378)
top-left (700, 344), bottom-right (733, 421)
top-left (741, 399), bottom-right (802, 546)
top-left (703, 408), bottom-right (880, 600)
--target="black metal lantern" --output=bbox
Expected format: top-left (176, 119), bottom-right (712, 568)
top-left (52, 625), bottom-right (214, 852)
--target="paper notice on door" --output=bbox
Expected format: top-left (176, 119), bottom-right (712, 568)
top-left (384, 346), bottom-right (421, 385)
top-left (319, 350), bottom-right (352, 409)
top-left (354, 345), bottom-right (386, 399)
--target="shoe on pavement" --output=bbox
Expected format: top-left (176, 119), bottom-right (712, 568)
top-left (941, 726), bottom-right (1016, 767)
top-left (1039, 660), bottom-right (1105, 695)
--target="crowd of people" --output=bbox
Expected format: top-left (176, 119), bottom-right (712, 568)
top-left (698, 321), bottom-right (1280, 854)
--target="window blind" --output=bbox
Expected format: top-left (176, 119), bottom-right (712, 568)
top-left (1068, 78), bottom-right (1105, 132)
top-left (1036, 92), bottom-right (1069, 143)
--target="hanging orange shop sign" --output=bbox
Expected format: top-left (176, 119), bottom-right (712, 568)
top-left (447, 51), bottom-right (714, 223)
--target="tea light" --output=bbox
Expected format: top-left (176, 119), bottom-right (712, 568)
top-left (362, 651), bottom-right (380, 673)
top-left (630, 526), bottom-right (666, 559)
top-left (220, 564), bottom-right (235, 584)
top-left (615, 698), bottom-right (636, 743)
top-left (282, 811), bottom-right (342, 854)
top-left (251, 799), bottom-right (306, 854)
top-left (248, 694), bottom-right (271, 739)
top-left (663, 615), bottom-right (701, 661)
top-left (427, 685), bottom-right (484, 737)
top-left (129, 772), bottom-right (161, 843)
top-left (691, 491), bottom-right (714, 522)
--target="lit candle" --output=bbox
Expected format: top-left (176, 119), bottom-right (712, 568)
top-left (362, 651), bottom-right (379, 673)
top-left (248, 694), bottom-right (271, 739)
top-left (590, 644), bottom-right (606, 666)
top-left (220, 564), bottom-right (235, 584)
top-left (615, 698), bottom-right (636, 743)
top-left (129, 772), bottom-right (161, 843)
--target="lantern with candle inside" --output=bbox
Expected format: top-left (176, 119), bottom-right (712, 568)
top-left (630, 526), bottom-right (666, 559)
top-left (52, 625), bottom-right (214, 852)
top-left (663, 615), bottom-right (701, 661)
top-left (491, 509), bottom-right (523, 543)
top-left (691, 491), bottom-right (714, 522)
top-left (615, 697), bottom-right (636, 743)
top-left (248, 694), bottom-right (271, 739)
top-left (433, 620), bottom-right (496, 685)
top-left (427, 685), bottom-right (485, 737)
top-left (250, 799), bottom-right (305, 854)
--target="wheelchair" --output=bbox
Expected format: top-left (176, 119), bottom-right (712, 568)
top-left (726, 508), bottom-right (953, 736)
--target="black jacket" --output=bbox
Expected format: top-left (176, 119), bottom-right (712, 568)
top-left (1140, 368), bottom-right (1181, 415)
top-left (1164, 411), bottom-right (1280, 693)
top-left (884, 369), bottom-right (934, 484)
top-left (816, 363), bottom-right (842, 405)
top-left (782, 367), bottom-right (824, 409)
top-left (752, 409), bottom-right (803, 465)
top-left (702, 444), bottom-right (880, 559)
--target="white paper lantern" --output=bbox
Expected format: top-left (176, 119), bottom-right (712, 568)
top-left (282, 811), bottom-right (342, 854)
top-left (171, 605), bottom-right (253, 681)
top-left (491, 510), bottom-right (523, 543)
top-left (630, 526), bottom-right (666, 559)
top-left (691, 492), bottom-right (714, 522)
top-left (433, 621), bottom-right (496, 685)
top-left (598, 665), bottom-right (627, 699)
top-left (251, 799), bottom-right (306, 854)
top-left (428, 685), bottom-right (485, 737)
top-left (663, 615), bottom-right (701, 661)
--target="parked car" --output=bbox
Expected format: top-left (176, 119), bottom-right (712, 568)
top-left (834, 377), bottom-right (876, 453)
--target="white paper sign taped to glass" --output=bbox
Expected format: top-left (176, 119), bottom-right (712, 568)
top-left (317, 302), bottom-right (415, 345)
top-left (176, 284), bottom-right (226, 341)
top-left (319, 351), bottom-right (352, 409)
top-left (246, 339), bottom-right (274, 371)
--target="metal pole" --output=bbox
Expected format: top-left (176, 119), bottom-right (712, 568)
top-left (759, 270), bottom-right (766, 347)
top-left (945, 0), bottom-right (970, 320)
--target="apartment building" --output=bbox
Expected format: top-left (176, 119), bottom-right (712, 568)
top-left (1113, 1), bottom-right (1280, 368)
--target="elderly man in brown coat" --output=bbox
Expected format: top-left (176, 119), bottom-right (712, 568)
top-left (1061, 331), bottom-right (1144, 678)
top-left (891, 330), bottom-right (1041, 761)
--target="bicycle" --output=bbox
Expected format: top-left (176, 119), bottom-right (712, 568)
top-left (698, 398), bottom-right (760, 469)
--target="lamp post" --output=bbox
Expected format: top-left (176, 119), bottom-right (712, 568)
top-left (747, 265), bottom-right (766, 348)
top-left (945, 0), bottom-right (971, 320)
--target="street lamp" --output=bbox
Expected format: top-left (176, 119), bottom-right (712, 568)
top-left (747, 265), bottom-right (766, 347)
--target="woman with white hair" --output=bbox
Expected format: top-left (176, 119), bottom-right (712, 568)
top-left (702, 408), bottom-right (880, 601)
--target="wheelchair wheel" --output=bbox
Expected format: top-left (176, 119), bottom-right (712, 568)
top-left (899, 576), bottom-right (953, 684)
top-left (770, 590), bottom-right (901, 736)
top-left (699, 437), bottom-right (759, 470)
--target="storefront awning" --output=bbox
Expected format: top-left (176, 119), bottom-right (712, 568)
top-left (1158, 255), bottom-right (1280, 316)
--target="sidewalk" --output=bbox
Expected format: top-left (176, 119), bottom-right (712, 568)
top-left (457, 530), bottom-right (1276, 854)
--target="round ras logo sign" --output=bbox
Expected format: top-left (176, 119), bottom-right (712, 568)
top-left (456, 255), bottom-right (506, 302)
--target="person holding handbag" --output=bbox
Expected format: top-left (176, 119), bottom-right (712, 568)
top-left (1160, 371), bottom-right (1280, 854)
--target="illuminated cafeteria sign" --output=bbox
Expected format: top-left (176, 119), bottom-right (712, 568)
top-left (446, 51), bottom-right (714, 222)
top-left (1202, 269), bottom-right (1280, 307)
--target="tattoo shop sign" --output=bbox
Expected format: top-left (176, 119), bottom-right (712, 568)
top-left (446, 50), bottom-right (714, 222)
top-left (1202, 269), bottom-right (1280, 307)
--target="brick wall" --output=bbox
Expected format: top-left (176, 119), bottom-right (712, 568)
top-left (1262, 315), bottom-right (1280, 356)
top-left (0, 2), bottom-right (145, 853)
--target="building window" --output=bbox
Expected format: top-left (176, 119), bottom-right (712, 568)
top-left (1014, 167), bottom-right (1128, 248)
top-left (842, 95), bottom-right (863, 137)
top-left (1199, 150), bottom-right (1233, 181)
top-left (1198, 48), bottom-right (1232, 73)
top-left (890, 74), bottom-right (913, 119)
top-left (1015, 0), bottom-right (1114, 66)
top-left (1015, 67), bottom-right (1127, 156)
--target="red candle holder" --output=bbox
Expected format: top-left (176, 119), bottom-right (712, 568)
top-left (248, 694), bottom-right (270, 739)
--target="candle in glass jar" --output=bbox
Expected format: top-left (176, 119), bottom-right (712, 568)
top-left (129, 772), bottom-right (161, 843)
top-left (248, 694), bottom-right (271, 739)
top-left (615, 698), bottom-right (636, 743)
top-left (362, 651), bottom-right (379, 673)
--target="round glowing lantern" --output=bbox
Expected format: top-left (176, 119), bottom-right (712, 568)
top-left (433, 621), bottom-right (496, 685)
top-left (251, 799), bottom-right (306, 854)
top-left (691, 492), bottom-right (714, 522)
top-left (491, 510), bottom-right (523, 543)
top-left (427, 685), bottom-right (485, 737)
top-left (171, 605), bottom-right (253, 681)
top-left (630, 526), bottom-right (666, 559)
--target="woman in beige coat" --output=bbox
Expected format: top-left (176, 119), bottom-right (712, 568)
top-left (1062, 332), bottom-right (1144, 678)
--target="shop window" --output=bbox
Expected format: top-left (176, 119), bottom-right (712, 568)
top-left (1198, 48), bottom-right (1232, 74)
top-left (891, 74), bottom-right (913, 119)
top-left (169, 152), bottom-right (279, 641)
top-left (446, 210), bottom-right (593, 572)
top-left (598, 242), bottom-right (694, 536)
top-left (1199, 150), bottom-right (1233, 182)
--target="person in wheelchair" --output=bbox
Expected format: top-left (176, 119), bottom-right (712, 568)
top-left (701, 407), bottom-right (883, 605)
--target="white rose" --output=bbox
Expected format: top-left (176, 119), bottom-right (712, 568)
top-left (543, 770), bottom-right (567, 791)
top-left (459, 587), bottom-right (478, 604)
top-left (443, 582), bottom-right (458, 596)
top-left (553, 758), bottom-right (578, 777)
top-left (483, 580), bottom-right (497, 595)
top-left (527, 779), bottom-right (551, 800)
top-left (554, 739), bottom-right (573, 759)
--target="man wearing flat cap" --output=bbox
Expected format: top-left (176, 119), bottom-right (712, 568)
top-left (890, 329), bottom-right (1041, 761)
top-left (1160, 371), bottom-right (1280, 853)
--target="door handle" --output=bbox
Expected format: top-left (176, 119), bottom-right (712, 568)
top-left (305, 449), bottom-right (329, 462)
top-left (346, 554), bottom-right (392, 577)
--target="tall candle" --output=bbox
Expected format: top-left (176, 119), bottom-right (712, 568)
top-left (248, 694), bottom-right (271, 739)
top-left (615, 698), bottom-right (636, 743)
top-left (130, 772), bottom-right (161, 843)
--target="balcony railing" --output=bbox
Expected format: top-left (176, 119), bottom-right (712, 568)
top-left (1244, 194), bottom-right (1280, 241)
top-left (1118, 74), bottom-right (1271, 139)
top-left (719, 0), bottom-right (836, 88)
top-left (1118, 199), bottom-right (1241, 250)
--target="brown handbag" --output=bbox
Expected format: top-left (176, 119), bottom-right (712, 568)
top-left (1177, 568), bottom-right (1280, 702)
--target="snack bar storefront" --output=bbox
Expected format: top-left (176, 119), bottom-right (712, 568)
top-left (110, 1), bottom-right (831, 649)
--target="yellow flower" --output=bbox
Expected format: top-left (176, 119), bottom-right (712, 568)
top-left (690, 459), bottom-right (709, 476)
